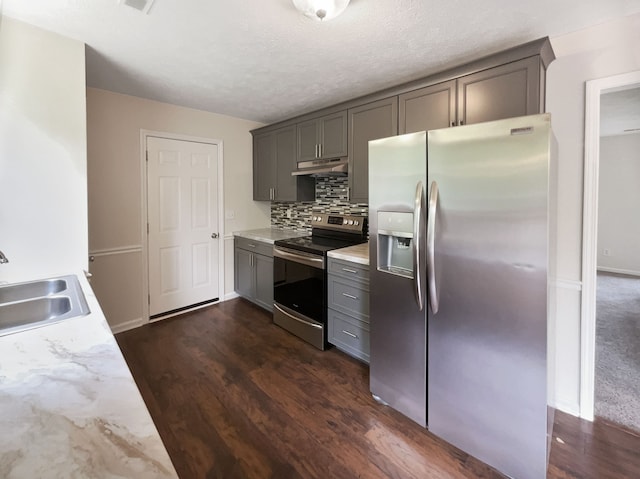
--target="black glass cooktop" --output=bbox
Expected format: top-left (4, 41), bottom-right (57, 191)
top-left (274, 235), bottom-right (366, 256)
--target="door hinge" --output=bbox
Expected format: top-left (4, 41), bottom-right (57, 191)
top-left (147, 222), bottom-right (149, 234)
top-left (148, 294), bottom-right (150, 305)
top-left (145, 150), bottom-right (149, 162)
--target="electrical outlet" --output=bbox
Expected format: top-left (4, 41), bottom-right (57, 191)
top-left (287, 208), bottom-right (292, 219)
top-left (225, 210), bottom-right (235, 220)
top-left (603, 248), bottom-right (611, 256)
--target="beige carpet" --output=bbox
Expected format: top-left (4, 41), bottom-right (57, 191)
top-left (594, 272), bottom-right (640, 432)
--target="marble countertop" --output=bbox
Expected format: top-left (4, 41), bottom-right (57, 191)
top-left (0, 272), bottom-right (177, 479)
top-left (233, 227), bottom-right (308, 244)
top-left (328, 242), bottom-right (370, 266)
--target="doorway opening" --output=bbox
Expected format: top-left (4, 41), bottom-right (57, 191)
top-left (580, 71), bottom-right (640, 428)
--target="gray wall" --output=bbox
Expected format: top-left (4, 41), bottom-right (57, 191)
top-left (597, 133), bottom-right (640, 275)
top-left (546, 12), bottom-right (640, 414)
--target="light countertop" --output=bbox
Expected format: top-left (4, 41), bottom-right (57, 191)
top-left (233, 227), bottom-right (308, 244)
top-left (328, 242), bottom-right (370, 266)
top-left (0, 272), bottom-right (177, 479)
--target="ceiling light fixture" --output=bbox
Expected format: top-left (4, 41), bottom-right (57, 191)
top-left (292, 0), bottom-right (351, 21)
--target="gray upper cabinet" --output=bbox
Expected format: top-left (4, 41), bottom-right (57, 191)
top-left (297, 110), bottom-right (348, 162)
top-left (253, 131), bottom-right (275, 201)
top-left (253, 125), bottom-right (314, 202)
top-left (253, 38), bottom-right (554, 204)
top-left (274, 126), bottom-right (298, 201)
top-left (348, 97), bottom-right (398, 204)
top-left (399, 79), bottom-right (457, 134)
top-left (399, 57), bottom-right (543, 133)
top-left (457, 56), bottom-right (541, 126)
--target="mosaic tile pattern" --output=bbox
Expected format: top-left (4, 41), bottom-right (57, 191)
top-left (271, 177), bottom-right (368, 232)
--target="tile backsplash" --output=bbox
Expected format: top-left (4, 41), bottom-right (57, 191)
top-left (271, 177), bottom-right (368, 232)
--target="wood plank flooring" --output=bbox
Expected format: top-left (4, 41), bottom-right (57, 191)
top-left (116, 298), bottom-right (640, 479)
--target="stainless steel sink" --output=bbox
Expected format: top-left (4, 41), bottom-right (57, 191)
top-left (0, 278), bottom-right (66, 303)
top-left (0, 275), bottom-right (90, 336)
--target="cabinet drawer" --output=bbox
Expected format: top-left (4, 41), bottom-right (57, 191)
top-left (328, 309), bottom-right (370, 363)
top-left (328, 275), bottom-right (369, 322)
top-left (327, 257), bottom-right (369, 285)
top-left (234, 237), bottom-right (273, 257)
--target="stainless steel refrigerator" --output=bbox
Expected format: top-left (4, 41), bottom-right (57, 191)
top-left (368, 114), bottom-right (553, 479)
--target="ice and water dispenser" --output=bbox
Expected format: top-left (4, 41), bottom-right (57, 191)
top-left (377, 211), bottom-right (414, 279)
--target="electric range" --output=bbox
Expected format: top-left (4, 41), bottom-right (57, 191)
top-left (272, 213), bottom-right (367, 350)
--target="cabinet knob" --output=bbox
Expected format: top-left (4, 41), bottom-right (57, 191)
top-left (211, 233), bottom-right (219, 239)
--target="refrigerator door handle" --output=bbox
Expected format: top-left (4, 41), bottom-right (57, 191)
top-left (413, 181), bottom-right (425, 311)
top-left (427, 181), bottom-right (439, 314)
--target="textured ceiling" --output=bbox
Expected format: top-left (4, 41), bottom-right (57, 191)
top-left (2, 0), bottom-right (640, 124)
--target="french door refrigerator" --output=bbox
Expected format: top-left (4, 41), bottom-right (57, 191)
top-left (369, 114), bottom-right (553, 479)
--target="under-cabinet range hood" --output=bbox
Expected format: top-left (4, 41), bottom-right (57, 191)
top-left (291, 158), bottom-right (348, 177)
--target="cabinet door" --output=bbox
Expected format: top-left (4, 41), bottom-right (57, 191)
top-left (274, 126), bottom-right (297, 201)
top-left (348, 97), bottom-right (398, 203)
top-left (319, 110), bottom-right (348, 159)
top-left (457, 56), bottom-right (541, 126)
top-left (399, 80), bottom-right (457, 134)
top-left (253, 131), bottom-right (275, 201)
top-left (297, 119), bottom-right (319, 162)
top-left (234, 247), bottom-right (253, 299)
top-left (254, 253), bottom-right (274, 311)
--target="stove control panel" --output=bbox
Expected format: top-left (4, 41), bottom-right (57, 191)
top-left (311, 214), bottom-right (367, 233)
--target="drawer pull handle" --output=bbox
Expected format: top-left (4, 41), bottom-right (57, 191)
top-left (248, 244), bottom-right (256, 248)
top-left (342, 268), bottom-right (358, 274)
top-left (342, 330), bottom-right (358, 339)
top-left (342, 293), bottom-right (358, 300)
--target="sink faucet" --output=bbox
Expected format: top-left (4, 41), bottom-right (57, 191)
top-left (0, 250), bottom-right (8, 264)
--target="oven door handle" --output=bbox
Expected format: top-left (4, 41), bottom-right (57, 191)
top-left (273, 247), bottom-right (325, 270)
top-left (274, 303), bottom-right (323, 329)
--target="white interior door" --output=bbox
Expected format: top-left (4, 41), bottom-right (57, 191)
top-left (147, 136), bottom-right (220, 318)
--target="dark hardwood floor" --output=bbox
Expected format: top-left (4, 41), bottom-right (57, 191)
top-left (116, 299), bottom-right (640, 479)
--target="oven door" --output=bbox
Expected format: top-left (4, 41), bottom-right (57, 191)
top-left (273, 246), bottom-right (326, 349)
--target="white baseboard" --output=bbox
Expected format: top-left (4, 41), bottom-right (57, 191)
top-left (597, 266), bottom-right (640, 277)
top-left (224, 291), bottom-right (240, 301)
top-left (549, 397), bottom-right (581, 418)
top-left (110, 317), bottom-right (145, 334)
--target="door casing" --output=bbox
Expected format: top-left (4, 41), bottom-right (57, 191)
top-left (581, 70), bottom-right (640, 420)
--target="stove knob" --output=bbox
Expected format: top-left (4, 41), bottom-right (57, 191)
top-left (354, 220), bottom-right (359, 226)
top-left (343, 219), bottom-right (347, 224)
top-left (348, 220), bottom-right (354, 225)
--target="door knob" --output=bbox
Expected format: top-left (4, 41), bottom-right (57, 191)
top-left (211, 233), bottom-right (219, 239)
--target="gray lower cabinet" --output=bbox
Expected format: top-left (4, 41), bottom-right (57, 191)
top-left (234, 237), bottom-right (273, 311)
top-left (348, 97), bottom-right (398, 204)
top-left (253, 125), bottom-right (314, 202)
top-left (327, 257), bottom-right (370, 363)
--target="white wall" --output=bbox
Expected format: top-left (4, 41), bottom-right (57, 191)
top-left (546, 12), bottom-right (640, 415)
top-left (0, 17), bottom-right (87, 283)
top-left (597, 133), bottom-right (640, 274)
top-left (86, 88), bottom-right (267, 331)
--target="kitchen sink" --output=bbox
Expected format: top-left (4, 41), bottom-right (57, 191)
top-left (0, 278), bottom-right (66, 303)
top-left (0, 275), bottom-right (90, 336)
